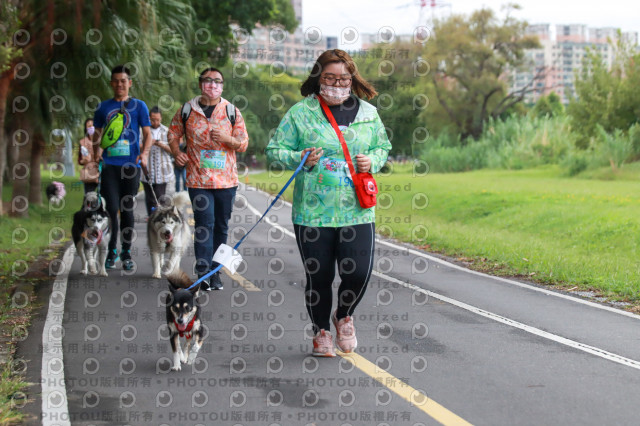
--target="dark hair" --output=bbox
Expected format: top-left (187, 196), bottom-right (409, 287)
top-left (199, 67), bottom-right (224, 81)
top-left (84, 118), bottom-right (93, 136)
top-left (111, 65), bottom-right (131, 78)
top-left (149, 106), bottom-right (161, 115)
top-left (300, 49), bottom-right (377, 100)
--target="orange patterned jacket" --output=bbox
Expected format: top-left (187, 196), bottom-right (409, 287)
top-left (168, 96), bottom-right (248, 189)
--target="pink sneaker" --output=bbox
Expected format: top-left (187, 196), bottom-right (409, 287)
top-left (332, 313), bottom-right (357, 353)
top-left (312, 330), bottom-right (336, 357)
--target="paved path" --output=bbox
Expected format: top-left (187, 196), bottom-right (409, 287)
top-left (18, 183), bottom-right (640, 425)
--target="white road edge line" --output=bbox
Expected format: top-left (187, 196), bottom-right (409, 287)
top-left (41, 244), bottom-right (74, 426)
top-left (241, 189), bottom-right (640, 371)
top-left (371, 270), bottom-right (640, 371)
top-left (241, 184), bottom-right (640, 320)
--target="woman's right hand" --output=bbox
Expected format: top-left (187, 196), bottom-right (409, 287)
top-left (302, 147), bottom-right (323, 167)
top-left (175, 152), bottom-right (189, 167)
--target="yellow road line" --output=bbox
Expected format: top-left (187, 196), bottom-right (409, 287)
top-left (221, 267), bottom-right (261, 292)
top-left (340, 352), bottom-right (472, 426)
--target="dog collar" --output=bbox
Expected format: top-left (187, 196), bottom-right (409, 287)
top-left (175, 317), bottom-right (196, 339)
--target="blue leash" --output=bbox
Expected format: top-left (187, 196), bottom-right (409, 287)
top-left (186, 151), bottom-right (311, 290)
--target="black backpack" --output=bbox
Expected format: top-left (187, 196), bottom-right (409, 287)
top-left (181, 102), bottom-right (236, 136)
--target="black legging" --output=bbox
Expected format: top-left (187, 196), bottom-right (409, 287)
top-left (294, 223), bottom-right (375, 334)
top-left (100, 164), bottom-right (141, 252)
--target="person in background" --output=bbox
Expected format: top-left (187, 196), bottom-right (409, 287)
top-left (141, 106), bottom-right (174, 216)
top-left (168, 67), bottom-right (249, 291)
top-left (266, 49), bottom-right (391, 357)
top-left (174, 141), bottom-right (187, 192)
top-left (78, 118), bottom-right (101, 193)
top-left (92, 64), bottom-right (152, 270)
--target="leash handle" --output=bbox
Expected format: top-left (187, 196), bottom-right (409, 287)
top-left (186, 151), bottom-right (311, 290)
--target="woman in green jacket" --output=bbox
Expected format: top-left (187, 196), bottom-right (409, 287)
top-left (266, 49), bottom-right (392, 357)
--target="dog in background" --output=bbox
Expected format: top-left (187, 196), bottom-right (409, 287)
top-left (46, 181), bottom-right (66, 206)
top-left (147, 191), bottom-right (191, 279)
top-left (71, 191), bottom-right (111, 276)
top-left (166, 270), bottom-right (203, 371)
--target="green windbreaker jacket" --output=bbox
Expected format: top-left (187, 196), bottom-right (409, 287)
top-left (266, 95), bottom-right (392, 227)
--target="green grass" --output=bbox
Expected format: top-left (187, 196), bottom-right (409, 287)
top-left (0, 363), bottom-right (28, 425)
top-left (249, 164), bottom-right (640, 300)
top-left (0, 172), bottom-right (84, 425)
top-left (1, 175), bottom-right (84, 289)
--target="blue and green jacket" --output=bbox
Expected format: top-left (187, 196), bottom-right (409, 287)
top-left (266, 95), bottom-right (392, 227)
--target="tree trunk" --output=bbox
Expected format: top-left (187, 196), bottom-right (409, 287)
top-left (11, 119), bottom-right (31, 218)
top-left (0, 69), bottom-right (14, 216)
top-left (29, 132), bottom-right (45, 205)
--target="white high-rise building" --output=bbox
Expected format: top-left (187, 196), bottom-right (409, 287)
top-left (231, 0), bottom-right (334, 74)
top-left (510, 24), bottom-right (636, 104)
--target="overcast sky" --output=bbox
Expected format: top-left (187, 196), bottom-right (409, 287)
top-left (302, 0), bottom-right (639, 48)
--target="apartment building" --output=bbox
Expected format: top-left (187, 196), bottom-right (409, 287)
top-left (231, 0), bottom-right (336, 74)
top-left (512, 24), bottom-right (637, 104)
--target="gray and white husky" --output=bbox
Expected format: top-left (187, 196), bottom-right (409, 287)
top-left (147, 191), bottom-right (191, 279)
top-left (71, 192), bottom-right (111, 276)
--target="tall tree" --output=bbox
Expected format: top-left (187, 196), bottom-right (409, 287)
top-left (2, 0), bottom-right (297, 216)
top-left (0, 0), bottom-right (22, 215)
top-left (423, 6), bottom-right (540, 140)
top-left (568, 34), bottom-right (640, 148)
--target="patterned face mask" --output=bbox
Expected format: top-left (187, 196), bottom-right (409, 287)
top-left (202, 84), bottom-right (222, 100)
top-left (319, 84), bottom-right (351, 104)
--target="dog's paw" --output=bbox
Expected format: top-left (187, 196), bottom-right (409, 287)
top-left (186, 353), bottom-right (197, 365)
top-left (99, 269), bottom-right (108, 277)
top-left (89, 267), bottom-right (98, 275)
top-left (80, 268), bottom-right (88, 275)
top-left (171, 364), bottom-right (182, 371)
top-left (152, 272), bottom-right (162, 279)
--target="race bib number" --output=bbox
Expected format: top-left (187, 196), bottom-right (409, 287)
top-left (316, 157), bottom-right (353, 188)
top-left (107, 139), bottom-right (130, 157)
top-left (200, 150), bottom-right (226, 170)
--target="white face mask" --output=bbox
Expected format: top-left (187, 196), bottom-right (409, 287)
top-left (87, 126), bottom-right (95, 136)
top-left (319, 84), bottom-right (351, 105)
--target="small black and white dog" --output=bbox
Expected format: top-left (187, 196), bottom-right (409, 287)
top-left (166, 270), bottom-right (204, 371)
top-left (46, 181), bottom-right (66, 206)
top-left (71, 191), bottom-right (111, 276)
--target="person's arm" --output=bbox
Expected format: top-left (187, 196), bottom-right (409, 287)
top-left (362, 114), bottom-right (392, 173)
top-left (78, 139), bottom-right (90, 165)
top-left (168, 109), bottom-right (188, 167)
top-left (139, 126), bottom-right (152, 169)
top-left (265, 108), bottom-right (305, 170)
top-left (91, 129), bottom-right (103, 162)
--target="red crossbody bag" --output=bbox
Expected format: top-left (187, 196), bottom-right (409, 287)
top-left (318, 95), bottom-right (378, 209)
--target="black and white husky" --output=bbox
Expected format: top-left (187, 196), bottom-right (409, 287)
top-left (147, 191), bottom-right (191, 279)
top-left (166, 270), bottom-right (203, 371)
top-left (71, 191), bottom-right (111, 276)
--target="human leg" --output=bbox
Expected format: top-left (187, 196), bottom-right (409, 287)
top-left (99, 165), bottom-right (120, 267)
top-left (119, 166), bottom-right (141, 270)
top-left (84, 182), bottom-right (98, 194)
top-left (119, 166), bottom-right (140, 252)
top-left (142, 181), bottom-right (154, 216)
top-left (154, 183), bottom-right (167, 208)
top-left (335, 222), bottom-right (375, 319)
top-left (188, 188), bottom-right (215, 278)
top-left (294, 225), bottom-right (338, 334)
top-left (332, 223), bottom-right (375, 352)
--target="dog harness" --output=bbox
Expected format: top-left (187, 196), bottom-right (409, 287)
top-left (175, 317), bottom-right (196, 339)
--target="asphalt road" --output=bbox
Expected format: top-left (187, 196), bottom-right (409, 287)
top-left (18, 183), bottom-right (640, 426)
